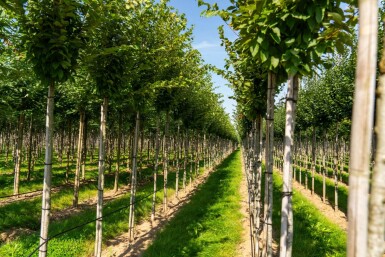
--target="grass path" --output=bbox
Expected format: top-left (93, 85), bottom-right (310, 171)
top-left (142, 150), bottom-right (243, 257)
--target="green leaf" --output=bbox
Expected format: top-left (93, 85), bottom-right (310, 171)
top-left (270, 27), bottom-right (281, 44)
top-left (271, 56), bottom-right (279, 68)
top-left (259, 50), bottom-right (268, 63)
top-left (315, 6), bottom-right (324, 23)
top-left (284, 38), bottom-right (295, 47)
top-left (250, 44), bottom-right (259, 57)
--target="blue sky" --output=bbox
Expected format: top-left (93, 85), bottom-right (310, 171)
top-left (168, 0), bottom-right (238, 118)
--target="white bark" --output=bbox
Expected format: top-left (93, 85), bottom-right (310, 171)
top-left (13, 112), bottom-right (25, 196)
top-left (73, 111), bottom-right (84, 207)
top-left (163, 111), bottom-right (170, 215)
top-left (128, 111), bottom-right (140, 242)
top-left (347, 0), bottom-right (378, 256)
top-left (264, 71), bottom-right (276, 257)
top-left (94, 97), bottom-right (108, 257)
top-left (280, 75), bottom-right (299, 257)
top-left (39, 82), bottom-right (55, 257)
top-left (367, 32), bottom-right (385, 257)
top-left (151, 116), bottom-right (160, 224)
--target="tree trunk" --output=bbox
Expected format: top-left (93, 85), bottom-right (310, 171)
top-left (114, 112), bottom-right (123, 192)
top-left (367, 29), bottom-right (385, 257)
top-left (311, 125), bottom-right (316, 194)
top-left (38, 82), bottom-right (55, 257)
top-left (13, 112), bottom-right (25, 196)
top-left (347, 1), bottom-right (378, 256)
top-left (280, 74), bottom-right (299, 257)
top-left (163, 111), bottom-right (170, 215)
top-left (333, 125), bottom-right (339, 211)
top-left (151, 116), bottom-right (161, 224)
top-left (175, 124), bottom-right (180, 198)
top-left (27, 115), bottom-right (33, 181)
top-left (128, 111), bottom-right (140, 242)
top-left (264, 71), bottom-right (275, 257)
top-left (94, 97), bottom-right (108, 257)
top-left (183, 131), bottom-right (188, 191)
top-left (322, 132), bottom-right (327, 203)
top-left (73, 111), bottom-right (85, 207)
top-left (255, 115), bottom-right (263, 256)
top-left (66, 120), bottom-right (72, 184)
top-left (81, 114), bottom-right (88, 181)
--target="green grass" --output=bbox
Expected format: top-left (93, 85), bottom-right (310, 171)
top-left (271, 172), bottom-right (347, 257)
top-left (142, 150), bottom-right (243, 257)
top-left (0, 155), bottom-right (209, 256)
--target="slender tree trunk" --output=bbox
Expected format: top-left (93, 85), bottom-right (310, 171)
top-left (264, 71), bottom-right (275, 257)
top-left (163, 111), bottom-right (170, 215)
top-left (59, 127), bottom-right (64, 167)
top-left (81, 114), bottom-right (88, 181)
top-left (367, 30), bottom-right (385, 257)
top-left (151, 116), bottom-right (161, 224)
top-left (347, 1), bottom-right (378, 256)
top-left (280, 74), bottom-right (299, 257)
top-left (38, 82), bottom-right (55, 257)
top-left (128, 111), bottom-right (140, 242)
top-left (94, 97), bottom-right (108, 257)
top-left (322, 132), bottom-right (327, 203)
top-left (311, 126), bottom-right (316, 194)
top-left (255, 115), bottom-right (263, 256)
top-left (73, 111), bottom-right (85, 207)
top-left (333, 125), bottom-right (339, 211)
top-left (114, 112), bottom-right (123, 192)
top-left (66, 120), bottom-right (72, 184)
top-left (27, 116), bottom-right (33, 181)
top-left (175, 124), bottom-right (180, 198)
top-left (183, 131), bottom-right (188, 191)
top-left (13, 112), bottom-right (25, 196)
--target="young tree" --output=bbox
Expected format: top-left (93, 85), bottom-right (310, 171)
top-left (22, 1), bottom-right (85, 255)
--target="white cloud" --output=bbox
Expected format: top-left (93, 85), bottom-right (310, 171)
top-left (193, 41), bottom-right (219, 49)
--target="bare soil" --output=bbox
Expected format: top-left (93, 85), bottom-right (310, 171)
top-left (237, 158), bottom-right (252, 257)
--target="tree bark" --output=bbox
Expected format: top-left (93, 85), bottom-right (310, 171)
top-left (114, 112), bottom-right (123, 192)
top-left (27, 115), bottom-right (33, 181)
top-left (66, 120), bottom-right (72, 184)
top-left (163, 111), bottom-right (170, 215)
top-left (81, 114), bottom-right (88, 181)
top-left (367, 29), bottom-right (385, 257)
top-left (347, 1), bottom-right (378, 256)
top-left (280, 74), bottom-right (299, 257)
top-left (151, 116), bottom-right (161, 224)
top-left (264, 71), bottom-right (275, 257)
top-left (311, 126), bottom-right (316, 195)
top-left (38, 82), bottom-right (55, 257)
top-left (94, 97), bottom-right (108, 257)
top-left (128, 111), bottom-right (140, 242)
top-left (73, 111), bottom-right (85, 207)
top-left (13, 112), bottom-right (25, 196)
top-left (175, 124), bottom-right (180, 198)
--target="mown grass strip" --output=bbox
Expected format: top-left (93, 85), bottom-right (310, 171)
top-left (142, 150), bottom-right (243, 257)
top-left (271, 171), bottom-right (347, 257)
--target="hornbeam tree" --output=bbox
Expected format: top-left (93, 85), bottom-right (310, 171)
top-left (21, 0), bottom-right (85, 255)
top-left (85, 0), bottom-right (133, 255)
